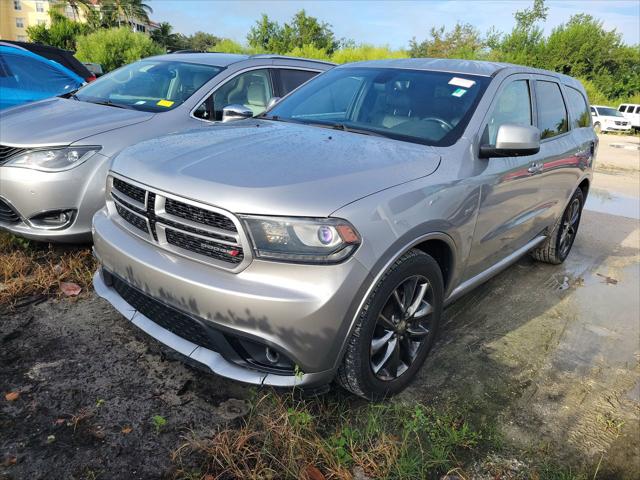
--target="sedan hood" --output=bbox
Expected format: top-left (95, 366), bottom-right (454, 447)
top-left (0, 97), bottom-right (154, 147)
top-left (112, 120), bottom-right (441, 217)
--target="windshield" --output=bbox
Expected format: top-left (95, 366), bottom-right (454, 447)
top-left (596, 107), bottom-right (624, 117)
top-left (75, 60), bottom-right (223, 112)
top-left (264, 67), bottom-right (490, 146)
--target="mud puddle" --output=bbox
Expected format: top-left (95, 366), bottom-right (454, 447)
top-left (585, 187), bottom-right (640, 220)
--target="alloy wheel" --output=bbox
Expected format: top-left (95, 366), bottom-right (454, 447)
top-left (559, 197), bottom-right (581, 258)
top-left (370, 275), bottom-right (434, 381)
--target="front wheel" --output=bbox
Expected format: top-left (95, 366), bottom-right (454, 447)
top-left (531, 188), bottom-right (584, 264)
top-left (336, 249), bottom-right (443, 400)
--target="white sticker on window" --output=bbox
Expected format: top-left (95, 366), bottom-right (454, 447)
top-left (449, 77), bottom-right (476, 89)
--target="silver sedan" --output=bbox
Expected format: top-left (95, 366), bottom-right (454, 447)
top-left (0, 52), bottom-right (332, 242)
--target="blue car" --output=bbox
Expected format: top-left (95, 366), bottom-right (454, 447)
top-left (0, 45), bottom-right (84, 110)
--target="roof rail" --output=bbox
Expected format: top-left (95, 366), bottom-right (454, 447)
top-left (250, 54), bottom-right (335, 65)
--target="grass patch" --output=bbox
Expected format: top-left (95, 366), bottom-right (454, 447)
top-left (0, 232), bottom-right (95, 307)
top-left (171, 391), bottom-right (499, 480)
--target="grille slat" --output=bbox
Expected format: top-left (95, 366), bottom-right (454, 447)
top-left (111, 274), bottom-right (220, 352)
top-left (165, 198), bottom-right (237, 232)
top-left (115, 203), bottom-right (148, 233)
top-left (0, 145), bottom-right (27, 166)
top-left (111, 177), bottom-right (244, 267)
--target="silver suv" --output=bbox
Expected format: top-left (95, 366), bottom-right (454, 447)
top-left (93, 59), bottom-right (596, 399)
top-left (0, 53), bottom-right (331, 242)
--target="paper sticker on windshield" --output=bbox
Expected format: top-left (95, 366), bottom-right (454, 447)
top-left (157, 99), bottom-right (174, 107)
top-left (449, 77), bottom-right (475, 88)
top-left (451, 88), bottom-right (467, 97)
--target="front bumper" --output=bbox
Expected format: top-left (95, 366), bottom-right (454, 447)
top-left (601, 124), bottom-right (632, 133)
top-left (92, 208), bottom-right (371, 387)
top-left (0, 154), bottom-right (109, 243)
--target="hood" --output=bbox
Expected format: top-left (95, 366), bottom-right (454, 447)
top-left (0, 97), bottom-right (154, 147)
top-left (112, 120), bottom-right (441, 217)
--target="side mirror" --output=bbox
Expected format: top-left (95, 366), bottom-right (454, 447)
top-left (479, 124), bottom-right (540, 158)
top-left (266, 97), bottom-right (281, 110)
top-left (222, 104), bottom-right (253, 123)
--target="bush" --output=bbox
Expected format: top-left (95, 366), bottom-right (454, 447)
top-left (75, 27), bottom-right (163, 72)
top-left (284, 44), bottom-right (331, 61)
top-left (27, 11), bottom-right (91, 51)
top-left (331, 44), bottom-right (409, 64)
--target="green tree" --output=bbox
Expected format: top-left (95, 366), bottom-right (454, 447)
top-left (247, 14), bottom-right (280, 51)
top-left (150, 21), bottom-right (180, 51)
top-left (541, 14), bottom-right (639, 99)
top-left (99, 0), bottom-right (153, 27)
top-left (490, 0), bottom-right (548, 66)
top-left (186, 31), bottom-right (220, 51)
top-left (75, 27), bottom-right (163, 72)
top-left (26, 10), bottom-right (91, 50)
top-left (247, 10), bottom-right (338, 54)
top-left (409, 23), bottom-right (486, 59)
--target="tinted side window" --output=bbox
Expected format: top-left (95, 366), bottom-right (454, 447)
top-left (536, 81), bottom-right (568, 139)
top-left (483, 80), bottom-right (532, 145)
top-left (212, 69), bottom-right (272, 120)
top-left (635, 106), bottom-right (640, 114)
top-left (278, 69), bottom-right (318, 96)
top-left (566, 87), bottom-right (591, 128)
top-left (194, 69), bottom-right (274, 122)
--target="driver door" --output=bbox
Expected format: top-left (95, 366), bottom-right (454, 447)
top-left (464, 75), bottom-right (544, 279)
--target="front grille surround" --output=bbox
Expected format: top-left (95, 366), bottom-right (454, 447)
top-left (0, 197), bottom-right (21, 224)
top-left (0, 144), bottom-right (27, 166)
top-left (107, 173), bottom-right (251, 272)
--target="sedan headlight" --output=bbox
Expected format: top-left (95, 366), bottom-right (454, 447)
top-left (4, 146), bottom-right (100, 172)
top-left (241, 216), bottom-right (361, 264)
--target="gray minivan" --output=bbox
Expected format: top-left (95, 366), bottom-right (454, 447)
top-left (0, 53), bottom-right (332, 242)
top-left (93, 58), bottom-right (596, 399)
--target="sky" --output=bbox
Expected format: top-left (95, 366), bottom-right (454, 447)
top-left (149, 0), bottom-right (640, 48)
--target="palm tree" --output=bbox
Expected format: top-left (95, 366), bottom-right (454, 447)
top-left (151, 22), bottom-right (179, 51)
top-left (52, 0), bottom-right (95, 21)
top-left (101, 0), bottom-right (153, 26)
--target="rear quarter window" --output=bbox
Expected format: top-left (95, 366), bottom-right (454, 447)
top-left (565, 86), bottom-right (591, 128)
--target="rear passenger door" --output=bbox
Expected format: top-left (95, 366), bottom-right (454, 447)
top-left (533, 78), bottom-right (584, 225)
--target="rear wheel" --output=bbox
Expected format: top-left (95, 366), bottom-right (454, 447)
top-left (531, 188), bottom-right (584, 264)
top-left (336, 249), bottom-right (443, 400)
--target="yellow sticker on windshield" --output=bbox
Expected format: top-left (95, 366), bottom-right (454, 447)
top-left (157, 99), bottom-right (174, 107)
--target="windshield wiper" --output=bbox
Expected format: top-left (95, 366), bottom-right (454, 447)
top-left (86, 99), bottom-right (135, 110)
top-left (309, 121), bottom-right (388, 138)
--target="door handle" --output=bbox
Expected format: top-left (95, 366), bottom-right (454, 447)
top-left (527, 162), bottom-right (543, 174)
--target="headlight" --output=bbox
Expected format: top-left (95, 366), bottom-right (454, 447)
top-left (4, 146), bottom-right (100, 172)
top-left (241, 216), bottom-right (361, 264)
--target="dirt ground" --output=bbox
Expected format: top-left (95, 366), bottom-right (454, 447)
top-left (1, 134), bottom-right (639, 479)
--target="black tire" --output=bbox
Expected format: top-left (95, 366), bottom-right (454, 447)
top-left (336, 249), bottom-right (443, 400)
top-left (531, 188), bottom-right (584, 265)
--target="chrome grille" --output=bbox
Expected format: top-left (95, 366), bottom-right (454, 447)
top-left (0, 145), bottom-right (27, 166)
top-left (109, 176), bottom-right (247, 270)
top-left (165, 198), bottom-right (237, 231)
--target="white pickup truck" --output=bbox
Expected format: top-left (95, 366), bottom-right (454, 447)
top-left (618, 103), bottom-right (640, 131)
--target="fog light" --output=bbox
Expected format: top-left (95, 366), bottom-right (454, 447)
top-left (29, 209), bottom-right (76, 229)
top-left (232, 338), bottom-right (295, 373)
top-left (265, 347), bottom-right (280, 364)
